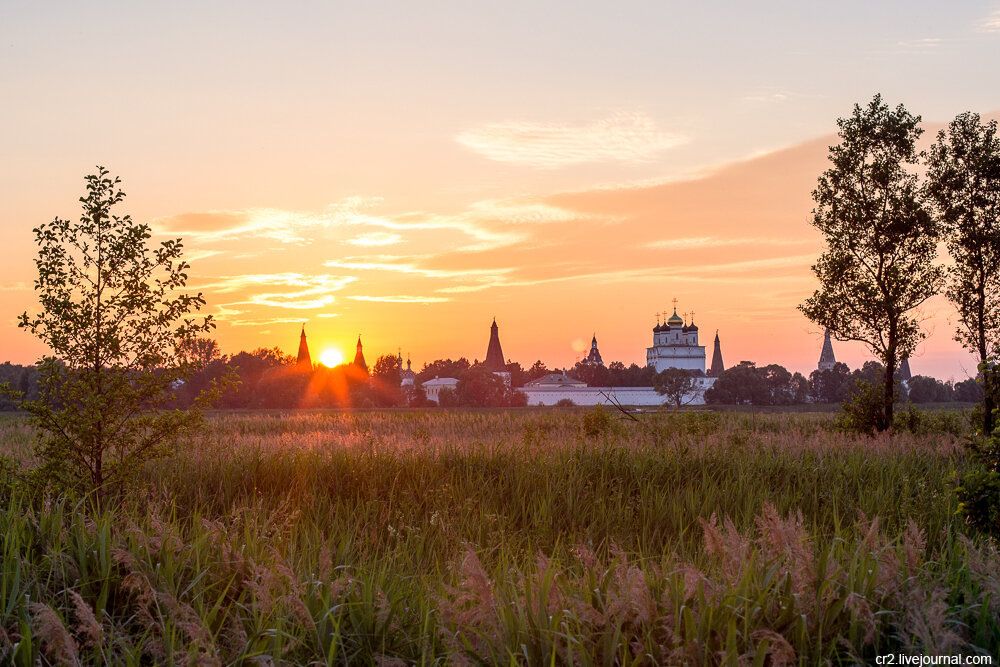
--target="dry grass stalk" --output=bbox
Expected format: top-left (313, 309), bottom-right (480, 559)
top-left (29, 601), bottom-right (79, 666)
top-left (68, 590), bottom-right (102, 649)
top-left (700, 513), bottom-right (751, 585)
top-left (750, 629), bottom-right (796, 666)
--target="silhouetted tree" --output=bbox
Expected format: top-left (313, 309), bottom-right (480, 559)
top-left (17, 168), bottom-right (214, 502)
top-left (417, 358), bottom-right (471, 384)
top-left (906, 375), bottom-right (954, 403)
top-left (654, 368), bottom-right (699, 409)
top-left (955, 377), bottom-right (985, 403)
top-left (926, 111), bottom-right (1000, 434)
top-left (809, 362), bottom-right (851, 403)
top-left (800, 95), bottom-right (943, 430)
top-left (371, 354), bottom-right (404, 407)
top-left (704, 362), bottom-right (769, 405)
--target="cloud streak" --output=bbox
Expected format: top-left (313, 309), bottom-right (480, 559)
top-left (347, 295), bottom-right (451, 304)
top-left (456, 112), bottom-right (687, 168)
top-left (977, 6), bottom-right (1000, 32)
top-left (645, 236), bottom-right (810, 250)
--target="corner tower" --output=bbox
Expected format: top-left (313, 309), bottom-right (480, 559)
top-left (297, 324), bottom-right (312, 369)
top-left (484, 318), bottom-right (506, 373)
top-left (709, 330), bottom-right (725, 377)
top-left (354, 336), bottom-right (368, 374)
top-left (818, 329), bottom-right (837, 371)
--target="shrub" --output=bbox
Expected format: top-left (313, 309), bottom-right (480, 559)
top-left (835, 380), bottom-right (888, 434)
top-left (581, 405), bottom-right (614, 438)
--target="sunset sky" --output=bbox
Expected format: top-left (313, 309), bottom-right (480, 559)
top-left (2, 1), bottom-right (999, 380)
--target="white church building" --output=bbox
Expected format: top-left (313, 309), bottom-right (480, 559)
top-left (520, 305), bottom-right (719, 407)
top-left (647, 307), bottom-right (707, 372)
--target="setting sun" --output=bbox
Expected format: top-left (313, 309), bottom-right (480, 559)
top-left (319, 348), bottom-right (343, 368)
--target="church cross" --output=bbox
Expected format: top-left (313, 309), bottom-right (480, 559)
top-left (672, 297), bottom-right (678, 311)
top-left (689, 310), bottom-right (695, 323)
top-left (683, 311), bottom-right (689, 324)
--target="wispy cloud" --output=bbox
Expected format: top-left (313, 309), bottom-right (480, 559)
top-left (456, 112), bottom-right (688, 168)
top-left (347, 295), bottom-right (451, 304)
top-left (196, 273), bottom-right (357, 312)
top-left (345, 232), bottom-right (404, 246)
top-left (882, 37), bottom-right (943, 54)
top-left (195, 273), bottom-right (356, 294)
top-left (645, 236), bottom-right (810, 250)
top-left (979, 7), bottom-right (1000, 32)
top-left (324, 257), bottom-right (515, 281)
top-left (229, 317), bottom-right (307, 327)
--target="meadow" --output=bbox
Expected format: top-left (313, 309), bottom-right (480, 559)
top-left (0, 408), bottom-right (997, 665)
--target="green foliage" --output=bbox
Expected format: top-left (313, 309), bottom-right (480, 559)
top-left (835, 380), bottom-right (888, 434)
top-left (956, 362), bottom-right (1000, 536)
top-left (653, 367), bottom-right (698, 408)
top-left (800, 94), bottom-right (944, 430)
top-left (17, 168), bottom-right (214, 502)
top-left (580, 405), bottom-right (615, 438)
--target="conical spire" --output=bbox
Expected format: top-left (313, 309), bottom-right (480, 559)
top-left (818, 329), bottom-right (837, 371)
top-left (899, 356), bottom-right (912, 382)
top-left (484, 318), bottom-right (506, 372)
top-left (354, 335), bottom-right (368, 373)
top-left (297, 324), bottom-right (312, 369)
top-left (709, 330), bottom-right (725, 377)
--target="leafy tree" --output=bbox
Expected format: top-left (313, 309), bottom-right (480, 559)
top-left (372, 353), bottom-right (402, 387)
top-left (800, 95), bottom-right (944, 431)
top-left (954, 377), bottom-right (985, 403)
top-left (505, 360), bottom-right (527, 388)
top-left (417, 358), bottom-right (471, 384)
top-left (704, 362), bottom-right (769, 405)
top-left (573, 360), bottom-right (610, 387)
top-left (18, 168), bottom-right (214, 502)
top-left (906, 375), bottom-right (954, 403)
top-left (809, 362), bottom-right (851, 403)
top-left (926, 112), bottom-right (1000, 435)
top-left (654, 368), bottom-right (699, 409)
top-left (371, 354), bottom-right (404, 407)
top-left (525, 360), bottom-right (551, 383)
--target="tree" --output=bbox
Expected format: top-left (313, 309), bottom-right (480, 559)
top-left (955, 377), bottom-right (985, 403)
top-left (906, 375), bottom-right (954, 403)
top-left (654, 368), bottom-right (699, 409)
top-left (417, 358), bottom-right (471, 384)
top-left (18, 168), bottom-right (214, 502)
top-left (371, 353), bottom-right (404, 407)
top-left (799, 95), bottom-right (944, 431)
top-left (809, 362), bottom-right (851, 403)
top-left (926, 112), bottom-right (1000, 435)
top-left (704, 362), bottom-right (769, 405)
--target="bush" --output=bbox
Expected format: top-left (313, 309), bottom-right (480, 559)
top-left (581, 405), bottom-right (614, 438)
top-left (554, 398), bottom-right (575, 407)
top-left (835, 380), bottom-right (888, 434)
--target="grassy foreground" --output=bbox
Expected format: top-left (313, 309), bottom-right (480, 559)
top-left (0, 409), bottom-right (998, 664)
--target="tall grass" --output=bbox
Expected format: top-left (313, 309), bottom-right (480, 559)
top-left (0, 408), bottom-right (996, 664)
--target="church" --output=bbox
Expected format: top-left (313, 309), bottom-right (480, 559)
top-left (647, 304), bottom-right (707, 373)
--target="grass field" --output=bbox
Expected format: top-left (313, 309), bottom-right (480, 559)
top-left (1, 408), bottom-right (998, 664)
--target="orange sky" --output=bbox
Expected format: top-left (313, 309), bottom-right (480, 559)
top-left (2, 3), bottom-right (999, 381)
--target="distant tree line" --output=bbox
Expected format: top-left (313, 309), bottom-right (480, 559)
top-left (2, 351), bottom-right (982, 411)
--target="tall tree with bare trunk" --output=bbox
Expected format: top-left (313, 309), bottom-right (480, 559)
top-left (800, 95), bottom-right (944, 431)
top-left (926, 111), bottom-right (1000, 436)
